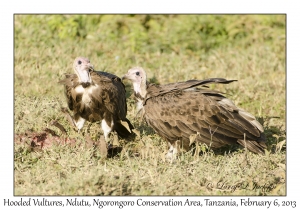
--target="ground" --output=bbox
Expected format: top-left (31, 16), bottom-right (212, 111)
top-left (14, 14), bottom-right (286, 195)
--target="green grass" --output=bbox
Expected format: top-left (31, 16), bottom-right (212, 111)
top-left (14, 14), bottom-right (286, 195)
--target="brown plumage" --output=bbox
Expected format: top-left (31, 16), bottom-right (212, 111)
top-left (122, 67), bottom-right (266, 160)
top-left (59, 57), bottom-right (133, 144)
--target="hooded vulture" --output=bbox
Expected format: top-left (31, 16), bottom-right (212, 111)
top-left (122, 67), bottom-right (266, 160)
top-left (59, 57), bottom-right (134, 144)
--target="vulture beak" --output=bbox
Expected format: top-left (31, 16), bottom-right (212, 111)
top-left (121, 74), bottom-right (129, 81)
top-left (122, 69), bottom-right (136, 81)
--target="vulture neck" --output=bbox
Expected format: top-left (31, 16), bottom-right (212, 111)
top-left (134, 78), bottom-right (148, 99)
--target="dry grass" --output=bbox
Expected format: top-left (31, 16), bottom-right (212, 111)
top-left (14, 14), bottom-right (286, 195)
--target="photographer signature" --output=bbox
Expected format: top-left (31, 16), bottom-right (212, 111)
top-left (206, 181), bottom-right (276, 193)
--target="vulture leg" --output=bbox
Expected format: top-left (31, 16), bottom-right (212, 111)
top-left (165, 142), bottom-right (179, 163)
top-left (101, 119), bottom-right (118, 150)
top-left (61, 107), bottom-right (85, 133)
top-left (74, 117), bottom-right (86, 133)
top-left (101, 119), bottom-right (113, 143)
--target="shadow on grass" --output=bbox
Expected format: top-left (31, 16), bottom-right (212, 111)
top-left (258, 116), bottom-right (286, 153)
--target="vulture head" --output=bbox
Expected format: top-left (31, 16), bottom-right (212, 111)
top-left (73, 57), bottom-right (94, 88)
top-left (122, 67), bottom-right (147, 98)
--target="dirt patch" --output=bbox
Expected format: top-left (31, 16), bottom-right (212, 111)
top-left (14, 127), bottom-right (77, 150)
top-left (14, 120), bottom-right (123, 157)
top-left (14, 130), bottom-right (124, 157)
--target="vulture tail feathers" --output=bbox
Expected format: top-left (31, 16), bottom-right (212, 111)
top-left (237, 137), bottom-right (267, 155)
top-left (114, 119), bottom-right (134, 139)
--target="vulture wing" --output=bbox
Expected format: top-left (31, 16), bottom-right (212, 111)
top-left (90, 71), bottom-right (128, 120)
top-left (143, 79), bottom-right (266, 154)
top-left (146, 78), bottom-right (237, 99)
top-left (59, 74), bottom-right (79, 111)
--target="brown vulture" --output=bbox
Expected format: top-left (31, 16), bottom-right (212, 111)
top-left (59, 57), bottom-right (134, 145)
top-left (122, 67), bottom-right (266, 160)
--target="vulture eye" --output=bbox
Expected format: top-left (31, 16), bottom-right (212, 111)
top-left (135, 72), bottom-right (140, 76)
top-left (78, 60), bottom-right (82, 65)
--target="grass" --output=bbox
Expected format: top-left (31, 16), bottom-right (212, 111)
top-left (14, 14), bottom-right (286, 195)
